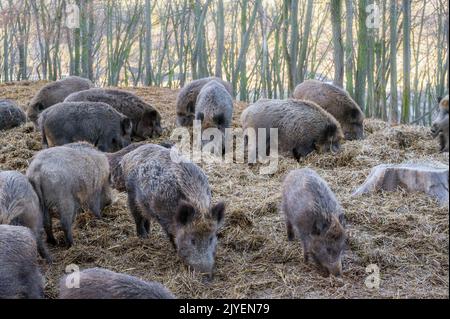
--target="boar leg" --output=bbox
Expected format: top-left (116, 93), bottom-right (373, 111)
top-left (128, 192), bottom-right (149, 238)
top-left (292, 143), bottom-right (315, 161)
top-left (286, 221), bottom-right (295, 241)
top-left (37, 235), bottom-right (53, 263)
top-left (89, 196), bottom-right (102, 219)
top-left (59, 200), bottom-right (75, 248)
top-left (43, 209), bottom-right (57, 245)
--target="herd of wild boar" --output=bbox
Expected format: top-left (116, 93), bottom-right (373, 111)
top-left (0, 75), bottom-right (448, 299)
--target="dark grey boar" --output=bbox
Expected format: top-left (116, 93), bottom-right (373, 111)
top-left (195, 80), bottom-right (234, 131)
top-left (27, 76), bottom-right (93, 124)
top-left (26, 142), bottom-right (113, 247)
top-left (431, 95), bottom-right (449, 152)
top-left (176, 77), bottom-right (233, 127)
top-left (0, 225), bottom-right (45, 299)
top-left (65, 88), bottom-right (163, 140)
top-left (282, 168), bottom-right (346, 277)
top-left (59, 268), bottom-right (175, 299)
top-left (0, 171), bottom-right (51, 262)
top-left (120, 144), bottom-right (225, 277)
top-left (38, 101), bottom-right (132, 152)
top-left (0, 100), bottom-right (26, 130)
top-left (106, 142), bottom-right (174, 192)
top-left (293, 80), bottom-right (365, 140)
top-left (241, 99), bottom-right (344, 160)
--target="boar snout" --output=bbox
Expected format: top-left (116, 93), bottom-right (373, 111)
top-left (327, 260), bottom-right (343, 277)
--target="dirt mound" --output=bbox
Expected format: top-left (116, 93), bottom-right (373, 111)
top-left (0, 81), bottom-right (448, 298)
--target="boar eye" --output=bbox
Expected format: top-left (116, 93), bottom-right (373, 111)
top-left (191, 238), bottom-right (196, 245)
top-left (209, 236), bottom-right (213, 244)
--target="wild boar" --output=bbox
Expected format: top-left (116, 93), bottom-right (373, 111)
top-left (0, 225), bottom-right (45, 299)
top-left (282, 168), bottom-right (346, 277)
top-left (241, 99), bottom-right (344, 160)
top-left (432, 95), bottom-right (449, 152)
top-left (38, 101), bottom-right (132, 152)
top-left (0, 171), bottom-right (51, 262)
top-left (0, 100), bottom-right (26, 130)
top-left (59, 268), bottom-right (175, 299)
top-left (195, 80), bottom-right (234, 132)
top-left (26, 142), bottom-right (113, 247)
top-left (176, 77), bottom-right (233, 127)
top-left (27, 76), bottom-right (93, 124)
top-left (120, 144), bottom-right (225, 277)
top-left (293, 80), bottom-right (365, 140)
top-left (106, 142), bottom-right (174, 192)
top-left (65, 88), bottom-right (163, 140)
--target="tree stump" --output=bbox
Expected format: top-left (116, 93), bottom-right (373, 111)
top-left (353, 163), bottom-right (449, 206)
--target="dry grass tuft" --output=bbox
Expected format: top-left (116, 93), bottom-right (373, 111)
top-left (0, 81), bottom-right (448, 299)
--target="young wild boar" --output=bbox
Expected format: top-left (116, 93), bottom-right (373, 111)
top-left (65, 88), bottom-right (163, 140)
top-left (431, 95), bottom-right (449, 152)
top-left (26, 142), bottom-right (113, 247)
top-left (282, 168), bottom-right (346, 277)
top-left (38, 101), bottom-right (132, 152)
top-left (0, 171), bottom-right (51, 262)
top-left (293, 80), bottom-right (365, 140)
top-left (0, 100), bottom-right (26, 130)
top-left (59, 268), bottom-right (175, 299)
top-left (195, 80), bottom-right (234, 132)
top-left (120, 144), bottom-right (225, 277)
top-left (176, 77), bottom-right (233, 127)
top-left (241, 99), bottom-right (344, 160)
top-left (0, 225), bottom-right (45, 299)
top-left (27, 76), bottom-right (93, 124)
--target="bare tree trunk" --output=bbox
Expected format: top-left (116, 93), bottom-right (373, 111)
top-left (355, 0), bottom-right (368, 111)
top-left (215, 0), bottom-right (225, 78)
top-left (297, 0), bottom-right (313, 83)
top-left (331, 0), bottom-right (344, 87)
top-left (345, 0), bottom-right (354, 96)
top-left (390, 0), bottom-right (399, 124)
top-left (144, 0), bottom-right (153, 86)
top-left (401, 0), bottom-right (411, 123)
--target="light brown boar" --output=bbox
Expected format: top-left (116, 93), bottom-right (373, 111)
top-left (59, 268), bottom-right (175, 299)
top-left (65, 88), bottom-right (163, 140)
top-left (176, 77), bottom-right (233, 127)
top-left (120, 144), bottom-right (225, 278)
top-left (0, 225), bottom-right (45, 299)
top-left (431, 95), bottom-right (449, 152)
top-left (27, 76), bottom-right (93, 124)
top-left (0, 171), bottom-right (51, 262)
top-left (241, 99), bottom-right (344, 160)
top-left (26, 142), bottom-right (113, 247)
top-left (282, 168), bottom-right (346, 277)
top-left (293, 80), bottom-right (365, 140)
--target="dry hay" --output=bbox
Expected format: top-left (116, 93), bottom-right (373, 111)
top-left (0, 81), bottom-right (448, 299)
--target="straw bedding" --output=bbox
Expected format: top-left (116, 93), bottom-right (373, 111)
top-left (0, 81), bottom-right (448, 299)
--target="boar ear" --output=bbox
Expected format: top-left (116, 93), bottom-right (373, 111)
top-left (213, 113), bottom-right (225, 126)
top-left (312, 219), bottom-right (330, 236)
top-left (121, 118), bottom-right (132, 136)
top-left (196, 112), bottom-right (204, 121)
top-left (35, 102), bottom-right (44, 111)
top-left (186, 101), bottom-right (195, 114)
top-left (142, 108), bottom-right (158, 125)
top-left (211, 202), bottom-right (225, 227)
top-left (176, 201), bottom-right (196, 226)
